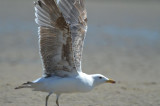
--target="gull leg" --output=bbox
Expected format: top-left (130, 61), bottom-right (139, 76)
top-left (45, 92), bottom-right (53, 106)
top-left (56, 94), bottom-right (60, 106)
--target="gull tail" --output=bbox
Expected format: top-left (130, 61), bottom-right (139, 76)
top-left (15, 81), bottom-right (33, 89)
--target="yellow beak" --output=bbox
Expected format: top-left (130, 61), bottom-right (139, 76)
top-left (106, 79), bottom-right (116, 84)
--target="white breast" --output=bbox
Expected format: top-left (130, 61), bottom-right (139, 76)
top-left (32, 72), bottom-right (94, 94)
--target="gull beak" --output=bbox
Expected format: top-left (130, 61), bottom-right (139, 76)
top-left (106, 79), bottom-right (116, 84)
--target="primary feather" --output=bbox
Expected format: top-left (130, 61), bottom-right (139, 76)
top-left (34, 0), bottom-right (87, 77)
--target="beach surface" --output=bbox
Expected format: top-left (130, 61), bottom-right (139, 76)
top-left (0, 0), bottom-right (160, 106)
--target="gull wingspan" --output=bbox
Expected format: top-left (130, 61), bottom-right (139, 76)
top-left (34, 0), bottom-right (87, 77)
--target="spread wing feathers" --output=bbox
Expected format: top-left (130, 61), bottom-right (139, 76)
top-left (34, 0), bottom-right (87, 76)
top-left (58, 0), bottom-right (87, 71)
top-left (34, 0), bottom-right (77, 77)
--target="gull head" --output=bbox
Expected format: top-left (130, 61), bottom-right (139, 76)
top-left (91, 74), bottom-right (116, 87)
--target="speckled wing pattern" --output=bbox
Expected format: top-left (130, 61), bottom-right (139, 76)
top-left (58, 0), bottom-right (87, 71)
top-left (34, 0), bottom-right (87, 76)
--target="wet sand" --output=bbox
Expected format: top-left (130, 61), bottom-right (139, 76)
top-left (0, 0), bottom-right (160, 106)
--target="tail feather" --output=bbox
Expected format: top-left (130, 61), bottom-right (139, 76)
top-left (22, 81), bottom-right (33, 85)
top-left (15, 81), bottom-right (33, 89)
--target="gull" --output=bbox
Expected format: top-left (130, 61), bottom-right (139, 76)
top-left (15, 0), bottom-right (115, 106)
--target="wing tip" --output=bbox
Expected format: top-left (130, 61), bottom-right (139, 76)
top-left (34, 0), bottom-right (42, 7)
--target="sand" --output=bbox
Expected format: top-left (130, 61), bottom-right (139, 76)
top-left (0, 0), bottom-right (160, 106)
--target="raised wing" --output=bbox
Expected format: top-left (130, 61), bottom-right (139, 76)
top-left (34, 0), bottom-right (87, 77)
top-left (58, 0), bottom-right (87, 71)
top-left (34, 0), bottom-right (77, 77)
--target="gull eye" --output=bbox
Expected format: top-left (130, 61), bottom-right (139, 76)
top-left (99, 77), bottom-right (102, 79)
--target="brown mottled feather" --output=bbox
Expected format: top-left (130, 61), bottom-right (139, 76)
top-left (34, 0), bottom-right (87, 76)
top-left (58, 0), bottom-right (87, 71)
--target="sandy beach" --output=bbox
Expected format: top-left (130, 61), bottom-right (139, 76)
top-left (0, 0), bottom-right (160, 106)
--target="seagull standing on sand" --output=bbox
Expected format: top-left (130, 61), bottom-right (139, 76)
top-left (15, 0), bottom-right (115, 106)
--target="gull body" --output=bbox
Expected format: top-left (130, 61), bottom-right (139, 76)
top-left (15, 0), bottom-right (115, 106)
top-left (32, 72), bottom-right (107, 93)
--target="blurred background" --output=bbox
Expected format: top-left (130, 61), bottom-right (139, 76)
top-left (0, 0), bottom-right (160, 106)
